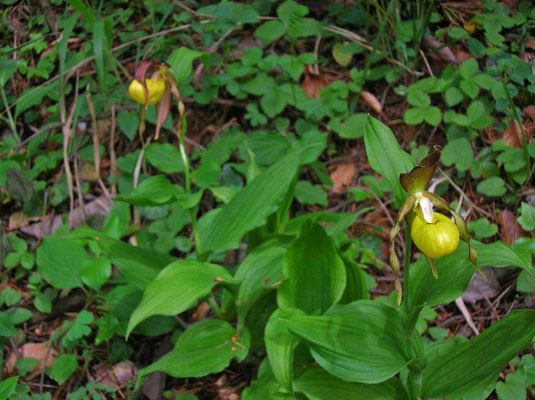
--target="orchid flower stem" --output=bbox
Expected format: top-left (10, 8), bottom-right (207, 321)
top-left (403, 223), bottom-right (412, 318)
top-left (176, 117), bottom-right (203, 258)
top-left (1, 87), bottom-right (19, 143)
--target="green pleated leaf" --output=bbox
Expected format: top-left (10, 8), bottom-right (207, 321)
top-left (364, 116), bottom-right (415, 207)
top-left (136, 320), bottom-right (249, 388)
top-left (294, 367), bottom-right (408, 400)
top-left (94, 234), bottom-right (174, 289)
top-left (410, 240), bottom-right (530, 310)
top-left (199, 150), bottom-right (301, 253)
top-left (127, 260), bottom-right (233, 338)
top-left (277, 220), bottom-right (346, 315)
top-left (235, 240), bottom-right (287, 317)
top-left (265, 309), bottom-right (305, 392)
top-left (283, 300), bottom-right (410, 383)
top-left (422, 310), bottom-right (535, 399)
top-left (114, 175), bottom-right (184, 207)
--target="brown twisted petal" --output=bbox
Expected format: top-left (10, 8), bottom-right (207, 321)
top-left (399, 145), bottom-right (441, 194)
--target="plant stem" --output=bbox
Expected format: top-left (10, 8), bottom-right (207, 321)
top-left (403, 223), bottom-right (412, 317)
top-left (1, 87), bottom-right (19, 143)
top-left (176, 114), bottom-right (203, 257)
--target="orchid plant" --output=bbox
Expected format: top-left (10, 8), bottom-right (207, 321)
top-left (389, 145), bottom-right (479, 303)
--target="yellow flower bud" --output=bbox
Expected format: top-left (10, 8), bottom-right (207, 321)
top-left (128, 78), bottom-right (165, 105)
top-left (411, 211), bottom-right (460, 259)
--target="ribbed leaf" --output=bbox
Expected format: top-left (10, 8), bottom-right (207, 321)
top-left (95, 235), bottom-right (174, 289)
top-left (364, 116), bottom-right (415, 207)
top-left (277, 220), bottom-right (346, 315)
top-left (411, 240), bottom-right (529, 310)
top-left (136, 320), bottom-right (249, 388)
top-left (294, 367), bottom-right (408, 400)
top-left (199, 150), bottom-right (301, 252)
top-left (265, 309), bottom-right (305, 392)
top-left (127, 260), bottom-right (233, 338)
top-left (283, 300), bottom-right (410, 383)
top-left (235, 240), bottom-right (287, 317)
top-left (422, 310), bottom-right (535, 399)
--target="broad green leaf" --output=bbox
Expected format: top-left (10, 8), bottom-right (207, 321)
top-left (339, 255), bottom-right (369, 303)
top-left (198, 149), bottom-right (301, 252)
top-left (364, 116), bottom-right (415, 207)
top-left (260, 88), bottom-right (288, 118)
top-left (167, 47), bottom-right (206, 86)
top-left (0, 57), bottom-right (18, 87)
top-left (332, 42), bottom-right (353, 67)
top-left (404, 107), bottom-right (426, 125)
top-left (283, 300), bottom-right (410, 383)
top-left (117, 110), bottom-right (140, 140)
top-left (265, 309), bottom-right (305, 392)
top-left (81, 257), bottom-right (111, 290)
top-left (115, 175), bottom-right (184, 207)
top-left (15, 357), bottom-right (39, 377)
top-left (68, 230), bottom-right (175, 289)
top-left (294, 367), bottom-right (408, 400)
top-left (424, 337), bottom-right (496, 400)
top-left (422, 310), bottom-right (535, 399)
top-left (0, 313), bottom-right (16, 337)
top-left (235, 241), bottom-right (287, 317)
top-left (294, 180), bottom-right (327, 206)
top-left (36, 236), bottom-right (87, 289)
top-left (441, 137), bottom-right (473, 172)
top-left (424, 106), bottom-right (442, 126)
top-left (254, 20), bottom-right (286, 45)
top-left (0, 377), bottom-right (18, 400)
top-left (278, 220), bottom-right (346, 315)
top-left (51, 354), bottom-right (77, 385)
top-left (136, 320), bottom-right (249, 387)
top-left (518, 202), bottom-right (535, 231)
top-left (445, 86), bottom-right (463, 107)
top-left (337, 113), bottom-right (367, 139)
top-left (145, 143), bottom-right (185, 173)
top-left (477, 176), bottom-right (506, 197)
top-left (127, 260), bottom-right (233, 337)
top-left (410, 240), bottom-right (529, 313)
top-left (460, 58), bottom-right (479, 79)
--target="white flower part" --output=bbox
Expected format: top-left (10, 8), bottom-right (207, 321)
top-left (419, 196), bottom-right (435, 223)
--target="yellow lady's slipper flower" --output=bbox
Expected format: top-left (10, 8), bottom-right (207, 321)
top-left (128, 78), bottom-right (165, 105)
top-left (410, 211), bottom-right (460, 259)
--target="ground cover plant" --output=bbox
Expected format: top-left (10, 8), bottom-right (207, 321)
top-left (1, 0), bottom-right (535, 399)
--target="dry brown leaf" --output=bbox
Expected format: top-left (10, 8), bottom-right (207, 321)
top-left (191, 301), bottom-right (211, 321)
top-left (20, 195), bottom-right (112, 238)
top-left (302, 66), bottom-right (329, 99)
top-left (6, 342), bottom-right (57, 375)
top-left (92, 360), bottom-right (136, 390)
top-left (8, 211), bottom-right (39, 231)
top-left (329, 163), bottom-right (355, 194)
top-left (360, 90), bottom-right (382, 114)
top-left (503, 119), bottom-right (523, 147)
top-left (497, 209), bottom-right (521, 246)
top-left (524, 105), bottom-right (535, 120)
top-left (452, 49), bottom-right (473, 64)
top-left (424, 37), bottom-right (458, 64)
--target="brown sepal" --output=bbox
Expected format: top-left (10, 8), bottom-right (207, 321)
top-left (154, 88), bottom-right (171, 140)
top-left (400, 145), bottom-right (441, 194)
